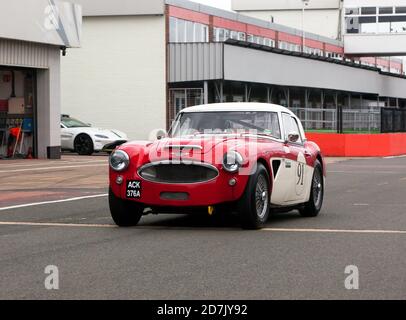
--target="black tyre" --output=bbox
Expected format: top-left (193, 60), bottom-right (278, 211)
top-left (109, 188), bottom-right (143, 227)
top-left (238, 163), bottom-right (270, 230)
top-left (74, 134), bottom-right (94, 155)
top-left (299, 160), bottom-right (324, 217)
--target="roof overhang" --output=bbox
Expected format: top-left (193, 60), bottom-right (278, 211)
top-left (0, 0), bottom-right (82, 48)
top-left (68, 0), bottom-right (165, 17)
top-left (169, 42), bottom-right (406, 100)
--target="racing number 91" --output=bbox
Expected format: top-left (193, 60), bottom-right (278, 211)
top-left (297, 163), bottom-right (305, 186)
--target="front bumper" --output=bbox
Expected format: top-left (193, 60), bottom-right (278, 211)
top-left (109, 169), bottom-right (249, 207)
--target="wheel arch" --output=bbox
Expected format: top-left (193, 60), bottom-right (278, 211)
top-left (316, 153), bottom-right (326, 177)
top-left (257, 157), bottom-right (273, 190)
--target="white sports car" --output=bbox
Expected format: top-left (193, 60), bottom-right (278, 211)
top-left (61, 115), bottom-right (127, 155)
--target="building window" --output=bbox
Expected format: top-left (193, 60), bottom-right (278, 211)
top-left (396, 7), bottom-right (406, 14)
top-left (345, 7), bottom-right (359, 15)
top-left (345, 6), bottom-right (406, 34)
top-left (238, 32), bottom-right (246, 41)
top-left (379, 7), bottom-right (393, 15)
top-left (169, 17), bottom-right (209, 43)
top-left (361, 7), bottom-right (377, 15)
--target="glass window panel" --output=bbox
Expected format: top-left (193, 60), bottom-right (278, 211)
top-left (177, 19), bottom-right (186, 42)
top-left (169, 17), bottom-right (177, 42)
top-left (360, 22), bottom-right (377, 33)
top-left (224, 29), bottom-right (230, 41)
top-left (213, 27), bottom-right (219, 41)
top-left (378, 22), bottom-right (390, 33)
top-left (379, 15), bottom-right (406, 22)
top-left (230, 30), bottom-right (238, 40)
top-left (202, 25), bottom-right (208, 42)
top-left (359, 16), bottom-right (376, 23)
top-left (346, 17), bottom-right (360, 33)
top-left (186, 21), bottom-right (194, 42)
top-left (379, 7), bottom-right (393, 14)
top-left (238, 32), bottom-right (246, 41)
top-left (395, 7), bottom-right (406, 14)
top-left (361, 7), bottom-right (377, 15)
top-left (391, 21), bottom-right (406, 33)
top-left (345, 8), bottom-right (359, 15)
top-left (218, 28), bottom-right (225, 41)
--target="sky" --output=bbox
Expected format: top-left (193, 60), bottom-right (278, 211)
top-left (192, 0), bottom-right (232, 11)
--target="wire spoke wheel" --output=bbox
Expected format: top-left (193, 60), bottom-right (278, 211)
top-left (312, 167), bottom-right (322, 209)
top-left (255, 174), bottom-right (269, 219)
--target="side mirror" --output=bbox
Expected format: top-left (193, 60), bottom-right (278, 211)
top-left (287, 132), bottom-right (300, 143)
top-left (156, 129), bottom-right (167, 140)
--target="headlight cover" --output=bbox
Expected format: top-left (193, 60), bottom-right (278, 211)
top-left (109, 150), bottom-right (130, 171)
top-left (222, 151), bottom-right (243, 173)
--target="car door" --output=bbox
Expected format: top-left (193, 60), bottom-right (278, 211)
top-left (281, 113), bottom-right (309, 204)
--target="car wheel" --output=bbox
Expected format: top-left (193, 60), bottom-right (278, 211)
top-left (299, 160), bottom-right (324, 217)
top-left (109, 188), bottom-right (143, 227)
top-left (74, 134), bottom-right (94, 155)
top-left (238, 163), bottom-right (270, 230)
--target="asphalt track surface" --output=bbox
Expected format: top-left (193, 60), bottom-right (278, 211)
top-left (0, 156), bottom-right (405, 299)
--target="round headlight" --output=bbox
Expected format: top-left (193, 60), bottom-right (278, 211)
top-left (223, 151), bottom-right (243, 173)
top-left (109, 150), bottom-right (130, 172)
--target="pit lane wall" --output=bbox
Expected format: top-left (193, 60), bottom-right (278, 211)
top-left (306, 133), bottom-right (406, 157)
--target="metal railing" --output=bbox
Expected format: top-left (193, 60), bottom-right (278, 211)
top-left (290, 106), bottom-right (381, 133)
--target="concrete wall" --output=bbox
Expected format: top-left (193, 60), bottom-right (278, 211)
top-left (344, 34), bottom-right (406, 56)
top-left (61, 15), bottom-right (167, 140)
top-left (66, 0), bottom-right (165, 16)
top-left (344, 0), bottom-right (406, 7)
top-left (37, 49), bottom-right (61, 158)
top-left (232, 0), bottom-right (340, 11)
top-left (235, 10), bottom-right (341, 40)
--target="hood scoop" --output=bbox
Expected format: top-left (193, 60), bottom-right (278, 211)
top-left (164, 145), bottom-right (203, 151)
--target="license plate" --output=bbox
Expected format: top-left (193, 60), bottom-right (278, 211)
top-left (126, 180), bottom-right (142, 199)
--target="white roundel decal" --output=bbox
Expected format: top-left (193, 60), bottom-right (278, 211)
top-left (295, 152), bottom-right (306, 196)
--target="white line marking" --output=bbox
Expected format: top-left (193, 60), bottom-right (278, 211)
top-left (0, 221), bottom-right (115, 228)
top-left (353, 203), bottom-right (370, 206)
top-left (262, 228), bottom-right (406, 234)
top-left (0, 160), bottom-right (107, 168)
top-left (0, 222), bottom-right (405, 235)
top-left (384, 155), bottom-right (406, 159)
top-left (329, 170), bottom-right (398, 174)
top-left (0, 194), bottom-right (108, 211)
top-left (0, 163), bottom-right (106, 173)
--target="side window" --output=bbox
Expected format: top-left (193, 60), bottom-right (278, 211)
top-left (282, 113), bottom-right (303, 144)
top-left (269, 112), bottom-right (281, 139)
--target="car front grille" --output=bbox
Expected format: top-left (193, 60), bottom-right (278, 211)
top-left (138, 162), bottom-right (219, 184)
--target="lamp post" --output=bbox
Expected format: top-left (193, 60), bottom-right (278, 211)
top-left (302, 0), bottom-right (310, 53)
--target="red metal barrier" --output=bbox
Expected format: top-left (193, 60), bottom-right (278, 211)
top-left (306, 133), bottom-right (406, 157)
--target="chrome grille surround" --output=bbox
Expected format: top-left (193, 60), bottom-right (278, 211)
top-left (138, 161), bottom-right (219, 184)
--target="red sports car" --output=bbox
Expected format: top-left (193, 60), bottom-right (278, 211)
top-left (108, 103), bottom-right (325, 229)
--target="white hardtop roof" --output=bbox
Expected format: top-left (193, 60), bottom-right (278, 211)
top-left (181, 103), bottom-right (295, 115)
